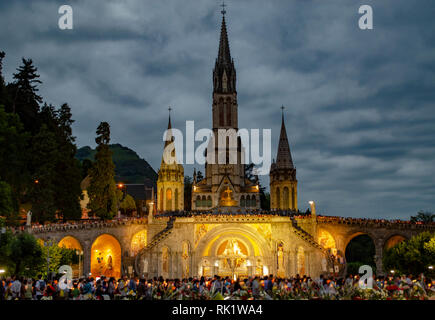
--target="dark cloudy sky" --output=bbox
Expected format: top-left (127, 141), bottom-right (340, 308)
top-left (1, 0), bottom-right (434, 219)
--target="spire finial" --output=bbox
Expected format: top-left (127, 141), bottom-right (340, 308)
top-left (168, 106), bottom-right (172, 115)
top-left (281, 105), bottom-right (285, 120)
top-left (220, 1), bottom-right (227, 15)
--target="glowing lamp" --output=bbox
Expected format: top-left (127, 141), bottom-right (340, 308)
top-left (0, 269), bottom-right (5, 274)
top-left (429, 266), bottom-right (433, 270)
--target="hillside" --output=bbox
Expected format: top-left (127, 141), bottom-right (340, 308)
top-left (76, 144), bottom-right (157, 184)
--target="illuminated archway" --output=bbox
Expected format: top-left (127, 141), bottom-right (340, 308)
top-left (385, 235), bottom-right (406, 250)
top-left (318, 230), bottom-right (336, 250)
top-left (91, 234), bottom-right (121, 278)
top-left (131, 230), bottom-right (147, 256)
top-left (58, 236), bottom-right (83, 278)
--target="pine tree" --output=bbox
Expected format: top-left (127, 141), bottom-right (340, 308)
top-left (53, 104), bottom-right (82, 220)
top-left (9, 58), bottom-right (42, 133)
top-left (87, 122), bottom-right (118, 220)
top-left (0, 105), bottom-right (29, 218)
top-left (28, 124), bottom-right (58, 222)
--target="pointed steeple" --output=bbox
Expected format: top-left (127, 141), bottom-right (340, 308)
top-left (217, 15), bottom-right (232, 65)
top-left (213, 8), bottom-right (236, 93)
top-left (275, 107), bottom-right (294, 169)
top-left (164, 106), bottom-right (173, 148)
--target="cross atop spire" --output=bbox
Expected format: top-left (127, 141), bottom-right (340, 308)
top-left (221, 1), bottom-right (227, 15)
top-left (167, 106), bottom-right (172, 130)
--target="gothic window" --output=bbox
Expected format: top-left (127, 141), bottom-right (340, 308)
top-left (166, 188), bottom-right (172, 211)
top-left (240, 195), bottom-right (245, 207)
top-left (196, 196), bottom-right (201, 208)
top-left (283, 187), bottom-right (289, 210)
top-left (201, 195), bottom-right (206, 207)
top-left (246, 195), bottom-right (251, 207)
top-left (207, 196), bottom-right (212, 207)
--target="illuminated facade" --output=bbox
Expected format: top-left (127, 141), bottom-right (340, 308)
top-left (31, 11), bottom-right (435, 281)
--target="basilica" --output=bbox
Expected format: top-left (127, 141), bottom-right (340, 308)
top-left (33, 12), bottom-right (432, 282)
top-left (145, 12), bottom-right (327, 280)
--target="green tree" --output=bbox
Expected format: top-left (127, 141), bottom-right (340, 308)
top-left (9, 232), bottom-right (44, 277)
top-left (119, 194), bottom-right (137, 215)
top-left (0, 181), bottom-right (13, 217)
top-left (28, 124), bottom-right (58, 222)
top-left (0, 105), bottom-right (30, 218)
top-left (87, 122), bottom-right (117, 219)
top-left (41, 240), bottom-right (79, 277)
top-left (53, 104), bottom-right (82, 220)
top-left (9, 58), bottom-right (42, 133)
top-left (383, 232), bottom-right (435, 276)
top-left (410, 211), bottom-right (434, 223)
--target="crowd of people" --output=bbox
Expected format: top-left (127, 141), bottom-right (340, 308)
top-left (7, 211), bottom-right (433, 235)
top-left (1, 273), bottom-right (433, 300)
top-left (157, 209), bottom-right (311, 218)
top-left (317, 215), bottom-right (435, 228)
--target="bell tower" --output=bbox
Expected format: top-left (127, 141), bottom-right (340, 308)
top-left (270, 107), bottom-right (298, 210)
top-left (157, 109), bottom-right (184, 212)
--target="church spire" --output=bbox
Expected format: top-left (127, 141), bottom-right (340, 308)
top-left (275, 106), bottom-right (294, 169)
top-left (164, 106), bottom-right (173, 148)
top-left (213, 4), bottom-right (236, 93)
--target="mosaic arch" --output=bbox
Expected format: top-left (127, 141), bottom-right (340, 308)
top-left (130, 230), bottom-right (147, 256)
top-left (195, 225), bottom-right (271, 279)
top-left (91, 234), bottom-right (122, 279)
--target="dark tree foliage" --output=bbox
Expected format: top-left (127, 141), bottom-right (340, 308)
top-left (411, 211), bottom-right (434, 223)
top-left (28, 124), bottom-right (58, 222)
top-left (0, 54), bottom-right (83, 223)
top-left (87, 122), bottom-right (118, 220)
top-left (0, 105), bottom-right (29, 218)
top-left (345, 234), bottom-right (376, 268)
top-left (9, 58), bottom-right (42, 133)
top-left (383, 232), bottom-right (435, 276)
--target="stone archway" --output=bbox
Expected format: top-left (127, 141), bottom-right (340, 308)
top-left (58, 236), bottom-right (83, 278)
top-left (91, 234), bottom-right (122, 278)
top-left (344, 233), bottom-right (376, 275)
top-left (384, 234), bottom-right (407, 250)
top-left (194, 224), bottom-right (272, 279)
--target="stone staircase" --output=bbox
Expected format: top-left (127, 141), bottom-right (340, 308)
top-left (134, 217), bottom-right (175, 272)
top-left (290, 217), bottom-right (324, 251)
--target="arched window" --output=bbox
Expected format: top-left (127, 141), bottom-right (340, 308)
top-left (240, 195), bottom-right (245, 207)
top-left (175, 189), bottom-right (179, 210)
top-left (246, 195), bottom-right (251, 207)
top-left (276, 187), bottom-right (281, 208)
top-left (201, 195), bottom-right (206, 208)
top-left (196, 196), bottom-right (201, 208)
top-left (166, 188), bottom-right (172, 211)
top-left (207, 196), bottom-right (212, 207)
top-left (283, 187), bottom-right (289, 209)
top-left (251, 196), bottom-right (256, 207)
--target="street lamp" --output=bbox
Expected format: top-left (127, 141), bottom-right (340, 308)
top-left (0, 269), bottom-right (5, 274)
top-left (429, 266), bottom-right (433, 270)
